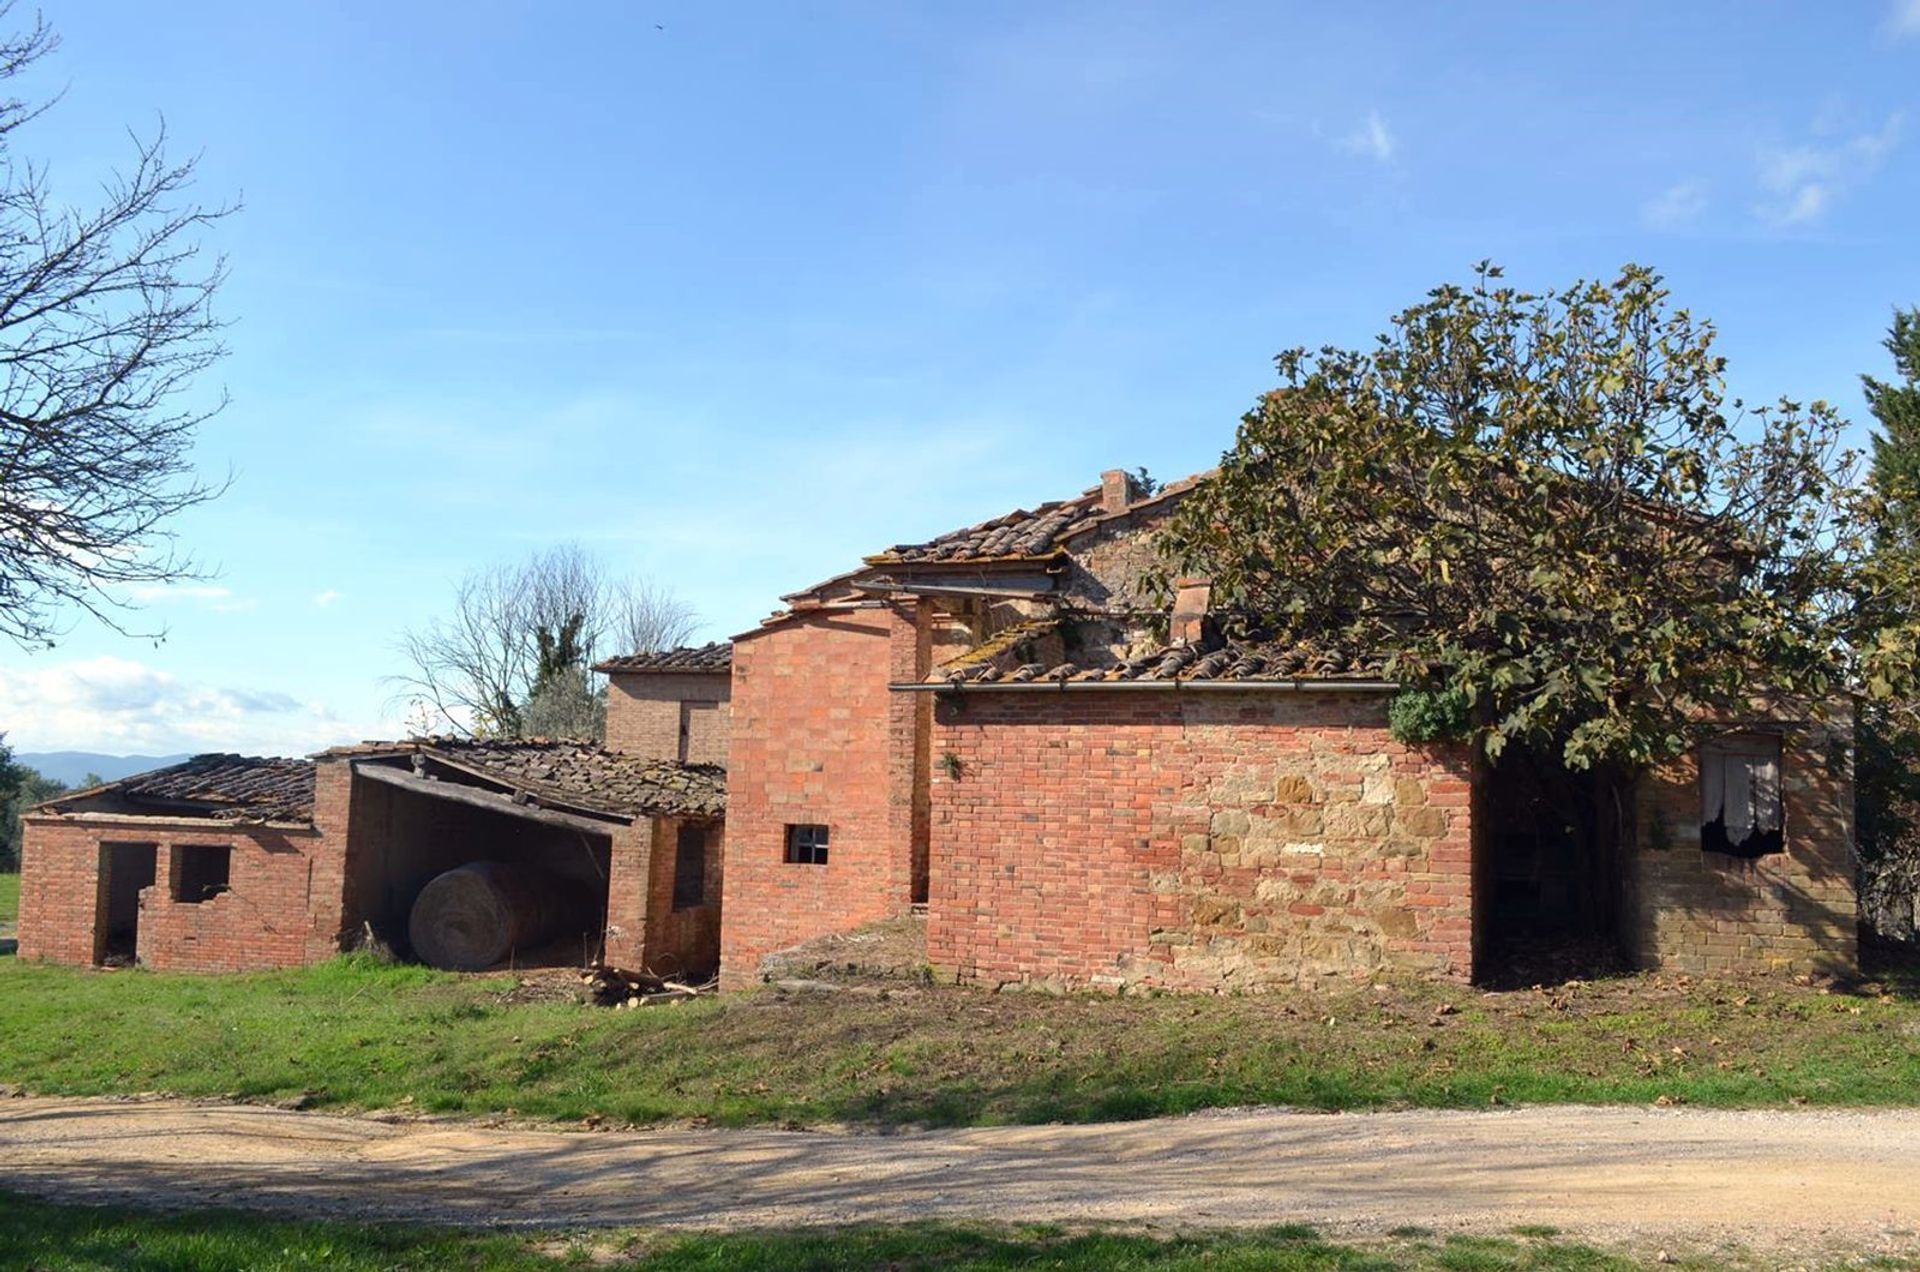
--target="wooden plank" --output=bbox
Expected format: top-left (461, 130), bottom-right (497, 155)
top-left (352, 762), bottom-right (627, 835)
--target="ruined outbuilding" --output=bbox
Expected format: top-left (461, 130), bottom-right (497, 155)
top-left (19, 738), bottom-right (723, 976)
top-left (17, 468), bottom-right (1859, 986)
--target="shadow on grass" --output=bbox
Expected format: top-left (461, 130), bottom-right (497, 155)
top-left (0, 1190), bottom-right (1676, 1271)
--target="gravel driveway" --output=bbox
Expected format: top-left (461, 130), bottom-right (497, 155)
top-left (4, 1096), bottom-right (1918, 1250)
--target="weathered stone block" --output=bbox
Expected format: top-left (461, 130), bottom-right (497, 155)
top-left (1396, 806), bottom-right (1448, 838)
top-left (1274, 774), bottom-right (1315, 804)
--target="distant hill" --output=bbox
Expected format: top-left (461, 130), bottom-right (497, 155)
top-left (14, 752), bottom-right (193, 787)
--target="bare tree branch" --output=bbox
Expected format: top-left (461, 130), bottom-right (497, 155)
top-left (388, 544), bottom-right (698, 740)
top-left (614, 575), bottom-right (699, 655)
top-left (0, 3), bottom-right (234, 648)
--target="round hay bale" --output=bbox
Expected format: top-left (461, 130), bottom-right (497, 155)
top-left (408, 861), bottom-right (575, 971)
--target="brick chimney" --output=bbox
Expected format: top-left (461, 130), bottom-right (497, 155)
top-left (1100, 468), bottom-right (1132, 514)
top-left (1170, 578), bottom-right (1211, 645)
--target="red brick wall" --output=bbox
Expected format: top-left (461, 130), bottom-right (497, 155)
top-left (17, 816), bottom-right (329, 971)
top-left (927, 690), bottom-right (1475, 991)
top-left (603, 818), bottom-right (652, 968)
top-left (606, 673), bottom-right (731, 764)
top-left (1626, 713), bottom-right (1857, 976)
top-left (643, 816), bottom-right (724, 979)
top-left (719, 605), bottom-right (924, 988)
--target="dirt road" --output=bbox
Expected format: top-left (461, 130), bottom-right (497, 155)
top-left (4, 1096), bottom-right (1918, 1247)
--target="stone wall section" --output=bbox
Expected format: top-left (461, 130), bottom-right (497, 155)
top-left (1058, 499), bottom-right (1181, 613)
top-left (927, 691), bottom-right (1474, 991)
top-left (1626, 714), bottom-right (1857, 976)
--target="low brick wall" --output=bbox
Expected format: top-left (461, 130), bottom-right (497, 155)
top-left (18, 817), bottom-right (330, 972)
top-left (927, 690), bottom-right (1474, 991)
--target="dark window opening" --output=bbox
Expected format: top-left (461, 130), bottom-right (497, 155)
top-left (171, 844), bottom-right (231, 903)
top-left (785, 823), bottom-right (829, 866)
top-left (1702, 817), bottom-right (1784, 859)
top-left (98, 842), bottom-right (157, 964)
top-left (1699, 733), bottom-right (1785, 859)
top-left (673, 824), bottom-right (708, 910)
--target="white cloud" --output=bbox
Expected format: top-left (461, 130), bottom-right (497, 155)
top-left (312, 589), bottom-right (344, 608)
top-left (1890, 0), bottom-right (1920, 37)
top-left (0, 655), bottom-right (372, 756)
top-left (1756, 113), bottom-right (1903, 225)
top-left (123, 582), bottom-right (255, 614)
top-left (1642, 180), bottom-right (1709, 230)
top-left (1338, 110), bottom-right (1396, 163)
top-left (125, 583), bottom-right (232, 603)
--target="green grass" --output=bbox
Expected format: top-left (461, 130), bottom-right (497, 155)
top-left (0, 1191), bottom-right (1873, 1271)
top-left (0, 870), bottom-right (18, 925)
top-left (1, 954), bottom-right (1918, 1127)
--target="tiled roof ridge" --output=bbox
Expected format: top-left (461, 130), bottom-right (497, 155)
top-left (593, 641), bottom-right (732, 674)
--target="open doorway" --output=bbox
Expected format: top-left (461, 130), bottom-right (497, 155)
top-left (96, 842), bottom-right (156, 965)
top-left (1475, 746), bottom-right (1631, 985)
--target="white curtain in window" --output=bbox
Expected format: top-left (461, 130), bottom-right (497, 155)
top-left (1700, 735), bottom-right (1782, 846)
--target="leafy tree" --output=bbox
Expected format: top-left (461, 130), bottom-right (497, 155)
top-left (392, 544), bottom-right (695, 740)
top-left (521, 666), bottom-right (607, 740)
top-left (0, 6), bottom-right (233, 649)
top-left (0, 735), bottom-right (67, 871)
top-left (1155, 263), bottom-right (1892, 770)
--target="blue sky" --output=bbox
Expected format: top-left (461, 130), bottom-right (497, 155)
top-left (1, 0), bottom-right (1918, 757)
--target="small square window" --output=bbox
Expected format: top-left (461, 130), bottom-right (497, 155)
top-left (785, 824), bottom-right (829, 866)
top-left (673, 823), bottom-right (708, 910)
top-left (171, 845), bottom-right (231, 903)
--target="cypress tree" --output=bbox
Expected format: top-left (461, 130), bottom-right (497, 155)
top-left (1867, 309), bottom-right (1920, 551)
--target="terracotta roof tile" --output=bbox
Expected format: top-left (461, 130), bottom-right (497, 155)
top-left (593, 641), bottom-right (731, 675)
top-left (936, 637), bottom-right (1390, 687)
top-left (412, 738), bottom-right (726, 819)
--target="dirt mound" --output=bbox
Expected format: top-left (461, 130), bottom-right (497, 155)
top-left (756, 913), bottom-right (928, 983)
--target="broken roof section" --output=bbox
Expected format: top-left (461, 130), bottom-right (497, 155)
top-left (326, 737), bottom-right (727, 821)
top-left (34, 754), bottom-right (317, 824)
top-left (37, 739), bottom-right (731, 830)
top-left (593, 641), bottom-right (732, 675)
top-left (867, 470), bottom-right (1210, 567)
top-left (411, 738), bottom-right (726, 820)
top-left (766, 468), bottom-right (1212, 617)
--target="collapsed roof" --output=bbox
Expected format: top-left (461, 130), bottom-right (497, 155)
top-left (393, 738), bottom-right (726, 820)
top-left (867, 470), bottom-right (1209, 567)
top-left (33, 754), bottom-right (319, 823)
top-left (38, 739), bottom-right (727, 827)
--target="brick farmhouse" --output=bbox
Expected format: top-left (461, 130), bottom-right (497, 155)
top-left (18, 469), bottom-right (1857, 985)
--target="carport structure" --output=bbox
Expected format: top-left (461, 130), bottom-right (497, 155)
top-left (20, 739), bottom-right (725, 978)
top-left (326, 739), bottom-right (726, 977)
